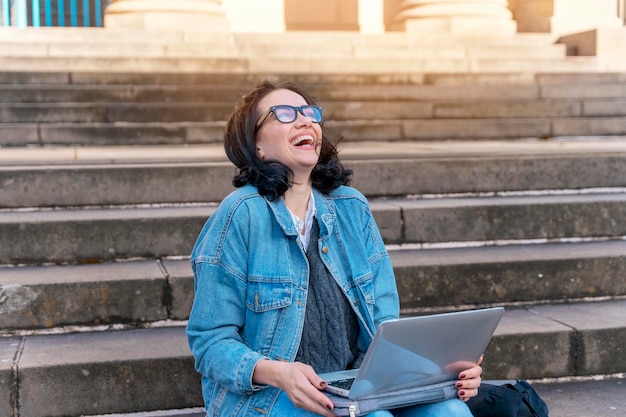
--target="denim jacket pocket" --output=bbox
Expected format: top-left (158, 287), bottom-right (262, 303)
top-left (353, 271), bottom-right (375, 305)
top-left (246, 278), bottom-right (293, 313)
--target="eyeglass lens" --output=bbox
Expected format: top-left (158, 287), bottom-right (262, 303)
top-left (274, 105), bottom-right (322, 123)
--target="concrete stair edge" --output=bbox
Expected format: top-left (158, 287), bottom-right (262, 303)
top-left (2, 82), bottom-right (626, 102)
top-left (0, 40), bottom-right (569, 60)
top-left (4, 118), bottom-right (626, 146)
top-left (1, 299), bottom-right (625, 417)
top-left (0, 55), bottom-right (603, 74)
top-left (67, 377), bottom-right (626, 417)
top-left (0, 27), bottom-right (561, 47)
top-left (1, 70), bottom-right (626, 88)
top-left (5, 97), bottom-right (626, 122)
top-left (3, 143), bottom-right (626, 206)
top-left (1, 240), bottom-right (626, 331)
top-left (1, 192), bottom-right (626, 263)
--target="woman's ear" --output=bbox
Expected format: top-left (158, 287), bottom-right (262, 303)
top-left (256, 146), bottom-right (265, 160)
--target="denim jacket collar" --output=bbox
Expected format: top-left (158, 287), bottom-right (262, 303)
top-left (264, 187), bottom-right (336, 242)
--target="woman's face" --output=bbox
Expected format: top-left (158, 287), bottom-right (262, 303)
top-left (255, 89), bottom-right (323, 180)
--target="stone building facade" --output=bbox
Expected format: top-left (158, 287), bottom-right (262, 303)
top-left (104, 0), bottom-right (625, 38)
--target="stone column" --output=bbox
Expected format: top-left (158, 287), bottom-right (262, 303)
top-left (222, 0), bottom-right (285, 32)
top-left (104, 0), bottom-right (229, 31)
top-left (359, 0), bottom-right (385, 33)
top-left (551, 0), bottom-right (622, 36)
top-left (394, 0), bottom-right (517, 36)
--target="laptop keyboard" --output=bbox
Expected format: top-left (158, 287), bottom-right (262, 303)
top-left (328, 377), bottom-right (355, 390)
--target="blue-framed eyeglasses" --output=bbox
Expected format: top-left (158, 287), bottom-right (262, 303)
top-left (255, 105), bottom-right (323, 132)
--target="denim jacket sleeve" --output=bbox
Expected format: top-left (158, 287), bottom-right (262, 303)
top-left (362, 200), bottom-right (400, 329)
top-left (186, 191), bottom-right (267, 396)
top-left (323, 187), bottom-right (400, 337)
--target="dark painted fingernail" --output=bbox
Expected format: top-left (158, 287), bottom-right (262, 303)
top-left (459, 373), bottom-right (466, 379)
top-left (456, 382), bottom-right (463, 388)
top-left (459, 391), bottom-right (466, 396)
top-left (327, 404), bottom-right (333, 410)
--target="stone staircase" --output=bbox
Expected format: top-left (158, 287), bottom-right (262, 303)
top-left (3, 70), bottom-right (626, 149)
top-left (0, 26), bottom-right (603, 74)
top-left (0, 30), bottom-right (625, 416)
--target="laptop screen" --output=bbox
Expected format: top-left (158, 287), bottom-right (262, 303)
top-left (348, 307), bottom-right (505, 398)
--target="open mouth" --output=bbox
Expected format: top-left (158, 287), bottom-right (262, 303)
top-left (291, 135), bottom-right (315, 147)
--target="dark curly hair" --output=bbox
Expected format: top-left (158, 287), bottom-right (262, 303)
top-left (223, 80), bottom-right (352, 201)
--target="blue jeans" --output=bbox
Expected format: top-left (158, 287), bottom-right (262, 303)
top-left (271, 391), bottom-right (473, 417)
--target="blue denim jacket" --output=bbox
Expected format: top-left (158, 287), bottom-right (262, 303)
top-left (186, 184), bottom-right (400, 417)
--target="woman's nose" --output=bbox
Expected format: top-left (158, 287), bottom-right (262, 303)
top-left (295, 111), bottom-right (313, 127)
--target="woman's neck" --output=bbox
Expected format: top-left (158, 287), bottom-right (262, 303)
top-left (284, 181), bottom-right (312, 221)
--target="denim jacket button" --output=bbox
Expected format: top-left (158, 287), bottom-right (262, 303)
top-left (322, 246), bottom-right (328, 254)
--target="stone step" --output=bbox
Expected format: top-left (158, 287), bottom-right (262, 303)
top-left (1, 240), bottom-right (625, 331)
top-left (0, 70), bottom-right (624, 130)
top-left (2, 81), bottom-right (626, 103)
top-left (1, 299), bottom-right (624, 417)
top-left (0, 102), bottom-right (234, 123)
top-left (0, 27), bottom-right (558, 47)
top-left (0, 40), bottom-right (569, 61)
top-left (534, 378), bottom-right (626, 417)
top-left (0, 27), bottom-right (219, 44)
top-left (0, 71), bottom-right (252, 86)
top-left (1, 67), bottom-right (626, 146)
top-left (0, 83), bottom-right (545, 103)
top-left (1, 192), bottom-right (625, 265)
top-left (0, 55), bottom-right (600, 74)
top-left (66, 378), bottom-right (626, 417)
top-left (2, 142), bottom-right (626, 208)
top-left (366, 116), bottom-right (626, 141)
top-left (0, 205), bottom-right (212, 265)
top-left (28, 69), bottom-right (626, 83)
top-left (6, 81), bottom-right (626, 105)
top-left (327, 99), bottom-right (626, 119)
top-left (0, 327), bottom-right (202, 417)
top-left (85, 407), bottom-right (206, 417)
top-left (6, 98), bottom-right (626, 123)
top-left (2, 70), bottom-right (624, 87)
top-left (392, 241), bottom-right (626, 310)
top-left (0, 28), bottom-right (582, 80)
top-left (0, 29), bottom-right (565, 59)
top-left (0, 122), bottom-right (224, 147)
top-left (0, 84), bottom-right (247, 103)
top-left (4, 116), bottom-right (626, 146)
top-left (317, 83), bottom-right (626, 101)
top-left (86, 409), bottom-right (205, 417)
top-left (0, 25), bottom-right (607, 75)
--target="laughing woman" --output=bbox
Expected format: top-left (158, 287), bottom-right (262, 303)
top-left (186, 80), bottom-right (482, 417)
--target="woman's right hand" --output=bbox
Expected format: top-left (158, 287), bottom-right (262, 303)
top-left (253, 359), bottom-right (335, 416)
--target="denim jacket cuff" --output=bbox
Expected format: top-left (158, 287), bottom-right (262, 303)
top-left (250, 357), bottom-right (272, 392)
top-left (238, 352), bottom-right (269, 393)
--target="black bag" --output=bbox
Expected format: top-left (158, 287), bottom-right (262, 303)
top-left (466, 380), bottom-right (549, 417)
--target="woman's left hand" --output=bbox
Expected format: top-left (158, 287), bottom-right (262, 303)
top-left (455, 354), bottom-right (483, 402)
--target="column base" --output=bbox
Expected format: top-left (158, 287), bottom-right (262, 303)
top-left (104, 0), bottom-right (229, 32)
top-left (401, 16), bottom-right (517, 36)
top-left (105, 12), bottom-right (229, 31)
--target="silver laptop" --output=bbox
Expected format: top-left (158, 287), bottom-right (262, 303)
top-left (318, 307), bottom-right (505, 399)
